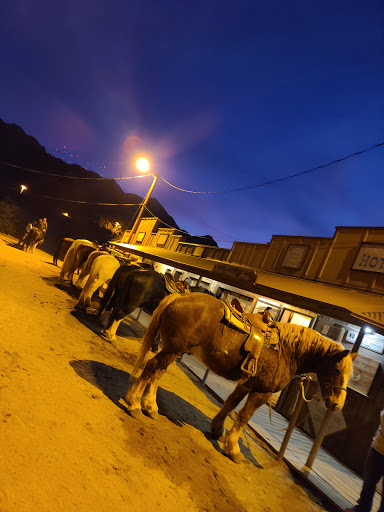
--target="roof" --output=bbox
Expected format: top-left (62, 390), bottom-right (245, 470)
top-left (112, 242), bottom-right (384, 334)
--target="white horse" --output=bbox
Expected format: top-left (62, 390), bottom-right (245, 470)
top-left (77, 254), bottom-right (120, 308)
top-left (59, 239), bottom-right (95, 282)
top-left (76, 250), bottom-right (109, 288)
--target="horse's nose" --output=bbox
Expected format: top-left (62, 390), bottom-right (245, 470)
top-left (325, 398), bottom-right (340, 412)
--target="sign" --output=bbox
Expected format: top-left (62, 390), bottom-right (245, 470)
top-left (212, 263), bottom-right (257, 284)
top-left (346, 330), bottom-right (358, 343)
top-left (352, 244), bottom-right (384, 273)
top-left (348, 354), bottom-right (380, 396)
top-left (361, 333), bottom-right (384, 354)
top-left (282, 245), bottom-right (309, 269)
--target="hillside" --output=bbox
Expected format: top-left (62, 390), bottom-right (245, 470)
top-left (0, 119), bottom-right (217, 250)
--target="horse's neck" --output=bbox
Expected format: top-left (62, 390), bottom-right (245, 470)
top-left (278, 323), bottom-right (339, 374)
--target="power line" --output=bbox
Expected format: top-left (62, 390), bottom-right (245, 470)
top-left (142, 204), bottom-right (233, 243)
top-left (160, 141), bottom-right (384, 194)
top-left (1, 161), bottom-right (150, 181)
top-left (7, 187), bottom-right (141, 206)
top-left (2, 140), bottom-right (383, 193)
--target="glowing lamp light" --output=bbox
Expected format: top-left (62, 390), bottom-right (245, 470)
top-left (364, 327), bottom-right (373, 334)
top-left (62, 212), bottom-right (70, 217)
top-left (135, 157), bottom-right (150, 173)
top-left (115, 222), bottom-right (120, 227)
top-left (20, 185), bottom-right (27, 194)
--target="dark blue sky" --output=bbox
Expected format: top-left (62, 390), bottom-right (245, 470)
top-left (1, 0), bottom-right (383, 248)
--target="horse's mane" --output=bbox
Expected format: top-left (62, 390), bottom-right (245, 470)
top-left (276, 322), bottom-right (344, 358)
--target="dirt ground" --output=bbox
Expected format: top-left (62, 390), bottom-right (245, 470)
top-left (0, 234), bottom-right (334, 512)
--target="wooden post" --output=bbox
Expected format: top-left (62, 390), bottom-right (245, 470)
top-left (303, 409), bottom-right (333, 471)
top-left (277, 377), bottom-right (311, 461)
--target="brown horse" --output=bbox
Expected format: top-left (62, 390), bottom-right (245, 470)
top-left (125, 293), bottom-right (356, 463)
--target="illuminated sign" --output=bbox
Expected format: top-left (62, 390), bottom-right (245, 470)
top-left (361, 334), bottom-right (384, 354)
top-left (352, 244), bottom-right (384, 273)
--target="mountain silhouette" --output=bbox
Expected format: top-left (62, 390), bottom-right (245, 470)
top-left (0, 119), bottom-right (217, 251)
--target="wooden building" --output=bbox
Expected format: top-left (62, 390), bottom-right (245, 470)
top-left (116, 221), bottom-right (384, 475)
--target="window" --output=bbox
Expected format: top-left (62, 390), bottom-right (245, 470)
top-left (136, 232), bottom-right (145, 244)
top-left (157, 234), bottom-right (169, 247)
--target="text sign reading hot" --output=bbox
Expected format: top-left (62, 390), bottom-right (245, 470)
top-left (352, 244), bottom-right (384, 274)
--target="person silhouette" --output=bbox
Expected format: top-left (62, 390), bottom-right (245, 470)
top-left (345, 409), bottom-right (384, 512)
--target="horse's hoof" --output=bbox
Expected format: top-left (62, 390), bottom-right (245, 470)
top-left (127, 408), bottom-right (145, 420)
top-left (100, 330), bottom-right (115, 342)
top-left (210, 430), bottom-right (225, 442)
top-left (143, 409), bottom-right (159, 420)
top-left (227, 451), bottom-right (243, 464)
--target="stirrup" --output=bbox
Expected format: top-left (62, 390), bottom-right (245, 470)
top-left (240, 355), bottom-right (258, 378)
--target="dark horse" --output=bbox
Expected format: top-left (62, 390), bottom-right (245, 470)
top-left (99, 267), bottom-right (187, 341)
top-left (125, 293), bottom-right (356, 463)
top-left (99, 267), bottom-right (168, 341)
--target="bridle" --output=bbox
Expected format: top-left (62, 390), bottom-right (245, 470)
top-left (299, 374), bottom-right (347, 402)
top-left (320, 375), bottom-right (348, 399)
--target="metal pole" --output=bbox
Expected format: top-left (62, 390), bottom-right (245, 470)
top-left (277, 377), bottom-right (311, 461)
top-left (303, 408), bottom-right (333, 471)
top-left (127, 174), bottom-right (158, 244)
top-left (202, 369), bottom-right (210, 385)
top-left (351, 327), bottom-right (364, 353)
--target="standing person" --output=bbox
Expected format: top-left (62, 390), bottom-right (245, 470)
top-left (345, 409), bottom-right (384, 512)
top-left (18, 220), bottom-right (34, 246)
top-left (30, 218), bottom-right (47, 253)
top-left (37, 217), bottom-right (48, 235)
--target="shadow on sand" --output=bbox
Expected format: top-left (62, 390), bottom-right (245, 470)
top-left (70, 359), bottom-right (262, 466)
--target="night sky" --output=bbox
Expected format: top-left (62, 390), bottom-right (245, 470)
top-left (1, 1), bottom-right (383, 248)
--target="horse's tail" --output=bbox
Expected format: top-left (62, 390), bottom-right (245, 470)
top-left (97, 265), bottom-right (122, 315)
top-left (130, 293), bottom-right (181, 379)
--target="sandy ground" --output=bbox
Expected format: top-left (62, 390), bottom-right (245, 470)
top-left (0, 234), bottom-right (334, 512)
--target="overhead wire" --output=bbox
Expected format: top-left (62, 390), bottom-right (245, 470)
top-left (142, 204), bottom-right (233, 243)
top-left (2, 140), bottom-right (383, 193)
top-left (7, 187), bottom-right (141, 206)
top-left (3, 139), bottom-right (384, 243)
top-left (159, 141), bottom-right (384, 194)
top-left (1, 161), bottom-right (150, 181)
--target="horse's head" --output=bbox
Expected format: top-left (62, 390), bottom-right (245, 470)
top-left (317, 350), bottom-right (357, 411)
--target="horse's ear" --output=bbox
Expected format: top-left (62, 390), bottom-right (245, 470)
top-left (350, 351), bottom-right (358, 361)
top-left (331, 349), bottom-right (351, 362)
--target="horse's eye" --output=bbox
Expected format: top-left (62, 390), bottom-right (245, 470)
top-left (334, 368), bottom-right (341, 376)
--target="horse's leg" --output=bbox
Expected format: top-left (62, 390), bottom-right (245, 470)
top-left (101, 315), bottom-right (125, 341)
top-left (225, 390), bottom-right (272, 463)
top-left (126, 350), bottom-right (180, 419)
top-left (76, 269), bottom-right (89, 289)
top-left (211, 384), bottom-right (249, 441)
top-left (141, 351), bottom-right (181, 419)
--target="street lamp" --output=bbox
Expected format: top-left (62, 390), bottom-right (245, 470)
top-left (127, 157), bottom-right (158, 244)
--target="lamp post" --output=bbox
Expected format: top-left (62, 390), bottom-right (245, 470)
top-left (127, 157), bottom-right (158, 244)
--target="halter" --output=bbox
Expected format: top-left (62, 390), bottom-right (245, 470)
top-left (319, 374), bottom-right (348, 399)
top-left (299, 374), bottom-right (347, 402)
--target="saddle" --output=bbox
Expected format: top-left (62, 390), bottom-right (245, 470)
top-left (222, 302), bottom-right (279, 379)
